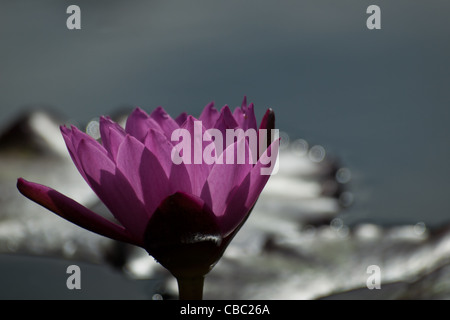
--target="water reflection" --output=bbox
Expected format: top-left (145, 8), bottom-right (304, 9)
top-left (0, 109), bottom-right (450, 299)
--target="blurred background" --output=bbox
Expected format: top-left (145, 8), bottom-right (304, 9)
top-left (1, 0), bottom-right (450, 299)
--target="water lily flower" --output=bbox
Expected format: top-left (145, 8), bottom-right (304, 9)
top-left (17, 98), bottom-right (278, 299)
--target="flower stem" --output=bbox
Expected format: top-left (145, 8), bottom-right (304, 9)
top-left (176, 276), bottom-right (205, 300)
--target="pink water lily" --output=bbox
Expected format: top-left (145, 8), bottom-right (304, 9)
top-left (17, 98), bottom-right (277, 299)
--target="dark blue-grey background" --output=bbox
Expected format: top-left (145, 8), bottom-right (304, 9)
top-left (1, 0), bottom-right (450, 300)
top-left (1, 2), bottom-right (449, 231)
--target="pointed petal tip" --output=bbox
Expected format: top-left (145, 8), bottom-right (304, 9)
top-left (259, 108), bottom-right (276, 131)
top-left (219, 105), bottom-right (235, 119)
top-left (152, 106), bottom-right (167, 115)
top-left (17, 177), bottom-right (141, 246)
top-left (99, 115), bottom-right (112, 123)
top-left (185, 114), bottom-right (199, 123)
top-left (204, 101), bottom-right (217, 112)
top-left (60, 125), bottom-right (70, 135)
top-left (69, 124), bottom-right (86, 136)
top-left (175, 112), bottom-right (188, 126)
top-left (16, 177), bottom-right (26, 190)
top-left (16, 177), bottom-right (38, 201)
top-left (59, 124), bottom-right (77, 136)
top-left (241, 96), bottom-right (247, 108)
top-left (199, 102), bottom-right (219, 129)
top-left (131, 107), bottom-right (149, 117)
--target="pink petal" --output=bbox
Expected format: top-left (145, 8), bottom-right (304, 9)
top-left (212, 105), bottom-right (239, 150)
top-left (233, 102), bottom-right (257, 131)
top-left (77, 138), bottom-right (150, 240)
top-left (71, 125), bottom-right (106, 152)
top-left (232, 107), bottom-right (244, 126)
top-left (125, 108), bottom-right (162, 142)
top-left (99, 116), bottom-right (126, 161)
top-left (244, 103), bottom-right (257, 131)
top-left (17, 178), bottom-right (140, 246)
top-left (143, 129), bottom-right (173, 175)
top-left (116, 135), bottom-right (146, 202)
top-left (150, 106), bottom-right (179, 140)
top-left (61, 126), bottom-right (87, 182)
top-left (178, 116), bottom-right (213, 196)
top-left (61, 125), bottom-right (108, 185)
top-left (259, 108), bottom-right (275, 131)
top-left (142, 129), bottom-right (193, 195)
top-left (116, 135), bottom-right (172, 217)
top-left (201, 136), bottom-right (253, 216)
top-left (76, 138), bottom-right (115, 186)
top-left (168, 161), bottom-right (192, 195)
top-left (217, 174), bottom-right (250, 236)
top-left (258, 108), bottom-right (276, 158)
top-left (241, 96), bottom-right (247, 108)
top-left (175, 112), bottom-right (188, 126)
top-left (199, 101), bottom-right (219, 129)
top-left (219, 138), bottom-right (279, 236)
top-left (244, 138), bottom-right (280, 209)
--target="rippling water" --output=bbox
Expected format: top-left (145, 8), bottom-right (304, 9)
top-left (1, 110), bottom-right (450, 299)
